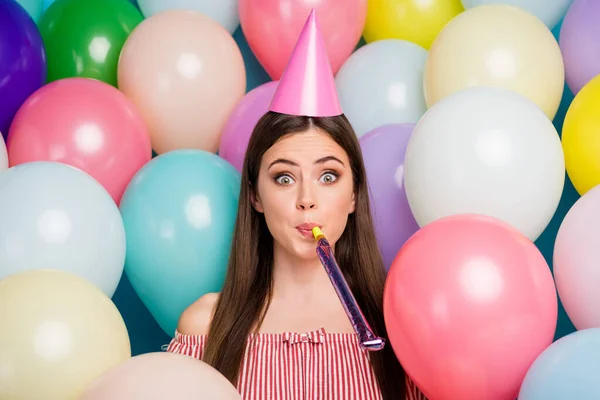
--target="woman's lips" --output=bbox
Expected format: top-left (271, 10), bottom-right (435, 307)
top-left (295, 222), bottom-right (321, 239)
top-left (296, 227), bottom-right (316, 239)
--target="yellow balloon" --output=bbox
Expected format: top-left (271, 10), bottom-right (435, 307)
top-left (0, 269), bottom-right (131, 400)
top-left (362, 0), bottom-right (464, 49)
top-left (423, 4), bottom-right (564, 120)
top-left (562, 74), bottom-right (600, 195)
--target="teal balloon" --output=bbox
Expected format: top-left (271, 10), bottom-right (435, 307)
top-left (518, 328), bottom-right (600, 399)
top-left (119, 150), bottom-right (241, 336)
top-left (16, 0), bottom-right (43, 21)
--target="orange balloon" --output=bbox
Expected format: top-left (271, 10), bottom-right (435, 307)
top-left (118, 10), bottom-right (246, 154)
top-left (80, 352), bottom-right (241, 400)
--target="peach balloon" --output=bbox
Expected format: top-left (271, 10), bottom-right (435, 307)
top-left (118, 10), bottom-right (246, 154)
top-left (79, 352), bottom-right (241, 400)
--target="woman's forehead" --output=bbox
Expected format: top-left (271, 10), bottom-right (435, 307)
top-left (262, 129), bottom-right (348, 164)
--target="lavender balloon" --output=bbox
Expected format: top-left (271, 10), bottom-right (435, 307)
top-left (360, 124), bottom-right (419, 270)
top-left (560, 0), bottom-right (600, 94)
top-left (0, 0), bottom-right (46, 139)
top-left (219, 81), bottom-right (279, 172)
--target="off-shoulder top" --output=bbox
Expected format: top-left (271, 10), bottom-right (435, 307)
top-left (166, 327), bottom-right (427, 400)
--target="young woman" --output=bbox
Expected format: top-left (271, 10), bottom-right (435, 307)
top-left (166, 110), bottom-right (427, 400)
top-left (166, 9), bottom-right (427, 400)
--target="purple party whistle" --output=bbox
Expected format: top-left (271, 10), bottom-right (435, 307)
top-left (311, 227), bottom-right (385, 351)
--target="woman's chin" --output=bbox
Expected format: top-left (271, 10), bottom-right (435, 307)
top-left (290, 241), bottom-right (321, 261)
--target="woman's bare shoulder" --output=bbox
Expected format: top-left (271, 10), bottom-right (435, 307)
top-left (176, 292), bottom-right (220, 336)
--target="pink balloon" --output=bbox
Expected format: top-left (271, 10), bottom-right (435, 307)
top-left (238, 0), bottom-right (367, 80)
top-left (554, 184), bottom-right (600, 330)
top-left (384, 214), bottom-right (557, 400)
top-left (219, 80), bottom-right (278, 172)
top-left (7, 77), bottom-right (152, 205)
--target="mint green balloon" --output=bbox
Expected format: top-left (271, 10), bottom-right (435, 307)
top-left (119, 150), bottom-right (240, 336)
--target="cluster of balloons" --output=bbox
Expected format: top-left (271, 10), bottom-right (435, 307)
top-left (2, 0), bottom-right (600, 399)
top-left (374, 1), bottom-right (600, 400)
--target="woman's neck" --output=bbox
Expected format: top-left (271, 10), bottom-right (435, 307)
top-left (257, 243), bottom-right (354, 334)
top-left (271, 246), bottom-right (334, 303)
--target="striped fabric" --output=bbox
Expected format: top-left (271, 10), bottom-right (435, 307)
top-left (166, 327), bottom-right (428, 400)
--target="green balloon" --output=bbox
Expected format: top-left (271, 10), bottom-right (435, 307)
top-left (39, 0), bottom-right (143, 86)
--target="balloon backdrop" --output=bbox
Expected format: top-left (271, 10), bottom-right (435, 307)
top-left (461, 0), bottom-right (572, 29)
top-left (359, 124), bottom-right (419, 270)
top-left (0, 162), bottom-right (126, 297)
top-left (119, 150), bottom-right (240, 336)
top-left (362, 0), bottom-right (464, 49)
top-left (562, 74), bottom-right (600, 195)
top-left (238, 0), bottom-right (367, 80)
top-left (219, 80), bottom-right (278, 172)
top-left (80, 352), bottom-right (241, 400)
top-left (0, 136), bottom-right (7, 172)
top-left (118, 10), bottom-right (246, 154)
top-left (404, 86), bottom-right (565, 241)
top-left (38, 0), bottom-right (143, 86)
top-left (7, 77), bottom-right (152, 204)
top-left (0, 0), bottom-right (587, 396)
top-left (554, 184), bottom-right (600, 330)
top-left (424, 4), bottom-right (565, 120)
top-left (0, 0), bottom-right (46, 139)
top-left (518, 328), bottom-right (600, 399)
top-left (384, 214), bottom-right (558, 400)
top-left (559, 0), bottom-right (600, 95)
top-left (137, 0), bottom-right (239, 33)
top-left (335, 39), bottom-right (428, 138)
top-left (0, 269), bottom-right (131, 400)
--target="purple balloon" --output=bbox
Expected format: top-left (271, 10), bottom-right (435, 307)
top-left (560, 0), bottom-right (600, 94)
top-left (219, 80), bottom-right (279, 172)
top-left (360, 123), bottom-right (419, 271)
top-left (0, 0), bottom-right (46, 139)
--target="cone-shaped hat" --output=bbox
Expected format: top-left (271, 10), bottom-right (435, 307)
top-left (268, 9), bottom-right (342, 117)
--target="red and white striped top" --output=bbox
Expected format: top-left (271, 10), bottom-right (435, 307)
top-left (166, 327), bottom-right (427, 400)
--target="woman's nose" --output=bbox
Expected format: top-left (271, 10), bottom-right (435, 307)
top-left (296, 183), bottom-right (317, 210)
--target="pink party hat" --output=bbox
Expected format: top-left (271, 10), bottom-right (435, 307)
top-left (268, 9), bottom-right (343, 117)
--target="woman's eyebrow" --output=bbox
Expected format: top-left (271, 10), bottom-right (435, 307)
top-left (267, 155), bottom-right (345, 170)
top-left (268, 158), bottom-right (299, 170)
top-left (314, 155), bottom-right (345, 167)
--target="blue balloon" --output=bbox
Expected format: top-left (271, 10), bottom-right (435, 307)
top-left (0, 0), bottom-right (45, 139)
top-left (518, 328), bottom-right (600, 399)
top-left (119, 150), bottom-right (240, 336)
top-left (460, 0), bottom-right (572, 29)
top-left (137, 0), bottom-right (238, 33)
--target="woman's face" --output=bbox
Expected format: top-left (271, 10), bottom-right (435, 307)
top-left (253, 128), bottom-right (355, 260)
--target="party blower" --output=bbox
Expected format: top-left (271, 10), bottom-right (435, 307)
top-left (311, 226), bottom-right (385, 351)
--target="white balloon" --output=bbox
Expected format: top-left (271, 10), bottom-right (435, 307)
top-left (404, 86), bottom-right (565, 241)
top-left (335, 39), bottom-right (428, 138)
top-left (137, 0), bottom-right (239, 34)
top-left (0, 135), bottom-right (7, 172)
top-left (0, 162), bottom-right (125, 297)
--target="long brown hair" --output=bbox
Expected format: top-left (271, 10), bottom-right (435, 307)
top-left (204, 111), bottom-right (406, 399)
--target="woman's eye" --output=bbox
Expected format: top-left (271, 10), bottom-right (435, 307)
top-left (275, 175), bottom-right (295, 185)
top-left (320, 172), bottom-right (338, 183)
